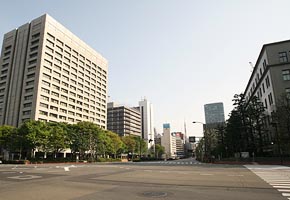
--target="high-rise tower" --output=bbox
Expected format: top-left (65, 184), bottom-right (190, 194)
top-left (204, 102), bottom-right (225, 125)
top-left (0, 14), bottom-right (108, 128)
top-left (138, 98), bottom-right (154, 148)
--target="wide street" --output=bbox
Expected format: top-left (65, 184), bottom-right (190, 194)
top-left (0, 158), bottom-right (289, 200)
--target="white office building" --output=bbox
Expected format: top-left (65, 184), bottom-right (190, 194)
top-left (138, 98), bottom-right (154, 148)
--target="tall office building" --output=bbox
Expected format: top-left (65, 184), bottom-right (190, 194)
top-left (161, 123), bottom-right (177, 159)
top-left (204, 102), bottom-right (225, 125)
top-left (107, 102), bottom-right (141, 137)
top-left (244, 40), bottom-right (290, 143)
top-left (0, 14), bottom-right (108, 128)
top-left (138, 98), bottom-right (154, 148)
top-left (174, 132), bottom-right (185, 158)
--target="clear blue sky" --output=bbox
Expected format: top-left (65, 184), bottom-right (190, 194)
top-left (1, 0), bottom-right (290, 136)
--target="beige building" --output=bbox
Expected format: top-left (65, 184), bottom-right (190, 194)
top-left (161, 123), bottom-right (177, 159)
top-left (0, 14), bottom-right (108, 128)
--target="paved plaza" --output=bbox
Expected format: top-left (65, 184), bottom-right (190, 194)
top-left (0, 159), bottom-right (288, 200)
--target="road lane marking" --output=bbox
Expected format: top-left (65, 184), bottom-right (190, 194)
top-left (8, 175), bottom-right (42, 180)
top-left (227, 175), bottom-right (244, 177)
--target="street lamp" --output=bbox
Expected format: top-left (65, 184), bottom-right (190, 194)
top-left (192, 121), bottom-right (208, 162)
top-left (270, 121), bottom-right (283, 164)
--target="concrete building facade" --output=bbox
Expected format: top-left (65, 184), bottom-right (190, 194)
top-left (0, 14), bottom-right (108, 128)
top-left (244, 40), bottom-right (290, 143)
top-left (107, 102), bottom-right (141, 137)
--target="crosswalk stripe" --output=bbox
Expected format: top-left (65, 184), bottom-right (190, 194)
top-left (278, 189), bottom-right (290, 192)
top-left (246, 165), bottom-right (290, 199)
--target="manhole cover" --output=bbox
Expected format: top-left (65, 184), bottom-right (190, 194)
top-left (142, 191), bottom-right (168, 198)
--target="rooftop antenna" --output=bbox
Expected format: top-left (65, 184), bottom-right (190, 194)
top-left (184, 119), bottom-right (188, 142)
top-left (249, 62), bottom-right (254, 72)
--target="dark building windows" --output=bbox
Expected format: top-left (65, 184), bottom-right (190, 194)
top-left (279, 52), bottom-right (288, 63)
top-left (282, 70), bottom-right (290, 80)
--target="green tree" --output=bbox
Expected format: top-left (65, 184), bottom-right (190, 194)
top-left (246, 96), bottom-right (266, 155)
top-left (70, 121), bottom-right (102, 161)
top-left (18, 120), bottom-right (49, 158)
top-left (47, 122), bottom-right (70, 158)
top-left (134, 137), bottom-right (147, 157)
top-left (122, 135), bottom-right (136, 158)
top-left (106, 131), bottom-right (123, 158)
top-left (0, 125), bottom-right (16, 159)
top-left (153, 144), bottom-right (165, 159)
top-left (96, 131), bottom-right (110, 158)
top-left (272, 93), bottom-right (290, 156)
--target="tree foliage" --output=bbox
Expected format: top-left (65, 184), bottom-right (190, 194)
top-left (0, 120), bottom-right (148, 161)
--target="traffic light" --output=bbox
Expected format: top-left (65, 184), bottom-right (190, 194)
top-left (189, 136), bottom-right (196, 143)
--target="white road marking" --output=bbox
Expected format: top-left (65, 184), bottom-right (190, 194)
top-left (200, 174), bottom-right (213, 176)
top-left (273, 186), bottom-right (290, 189)
top-left (228, 174), bottom-right (244, 177)
top-left (8, 175), bottom-right (42, 180)
top-left (246, 165), bottom-right (290, 198)
top-left (278, 189), bottom-right (290, 192)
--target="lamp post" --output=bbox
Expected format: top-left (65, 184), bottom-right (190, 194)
top-left (192, 121), bottom-right (208, 162)
top-left (271, 122), bottom-right (283, 165)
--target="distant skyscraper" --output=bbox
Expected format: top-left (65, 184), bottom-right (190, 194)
top-left (161, 123), bottom-right (177, 159)
top-left (138, 98), bottom-right (154, 148)
top-left (0, 14), bottom-right (108, 128)
top-left (204, 102), bottom-right (225, 125)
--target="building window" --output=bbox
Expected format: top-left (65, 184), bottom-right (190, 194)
top-left (24, 103), bottom-right (32, 108)
top-left (24, 95), bottom-right (33, 100)
top-left (286, 88), bottom-right (290, 99)
top-left (23, 111), bottom-right (31, 115)
top-left (265, 98), bottom-right (268, 109)
top-left (41, 87), bottom-right (50, 94)
top-left (268, 93), bottom-right (274, 105)
top-left (40, 102), bottom-right (49, 108)
top-left (49, 113), bottom-right (58, 118)
top-left (282, 70), bottom-right (290, 81)
top-left (40, 95), bottom-right (49, 101)
top-left (262, 83), bottom-right (265, 93)
top-left (279, 52), bottom-right (288, 63)
top-left (39, 110), bottom-right (48, 116)
top-left (265, 76), bottom-right (270, 88)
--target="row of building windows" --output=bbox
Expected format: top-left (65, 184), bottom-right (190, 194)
top-left (38, 109), bottom-right (105, 124)
top-left (41, 71), bottom-right (105, 98)
top-left (43, 51), bottom-right (107, 88)
top-left (45, 34), bottom-right (107, 77)
top-left (247, 66), bottom-right (290, 105)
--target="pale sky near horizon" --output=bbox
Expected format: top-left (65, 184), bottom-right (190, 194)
top-left (1, 0), bottom-right (290, 137)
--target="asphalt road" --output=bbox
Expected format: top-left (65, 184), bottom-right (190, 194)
top-left (0, 159), bottom-right (288, 200)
